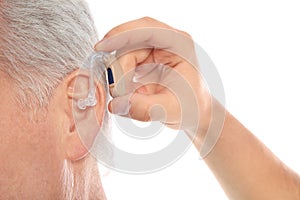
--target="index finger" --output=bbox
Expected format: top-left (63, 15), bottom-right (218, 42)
top-left (94, 17), bottom-right (196, 66)
top-left (102, 17), bottom-right (176, 39)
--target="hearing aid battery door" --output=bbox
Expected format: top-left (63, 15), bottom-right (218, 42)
top-left (107, 59), bottom-right (126, 98)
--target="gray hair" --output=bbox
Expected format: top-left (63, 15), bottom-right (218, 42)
top-left (0, 0), bottom-right (106, 110)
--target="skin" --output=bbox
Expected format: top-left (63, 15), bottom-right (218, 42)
top-left (95, 17), bottom-right (300, 199)
top-left (0, 70), bottom-right (106, 199)
top-left (2, 16), bottom-right (299, 199)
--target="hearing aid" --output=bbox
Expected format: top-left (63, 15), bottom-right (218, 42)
top-left (77, 51), bottom-right (125, 110)
top-left (105, 51), bottom-right (126, 97)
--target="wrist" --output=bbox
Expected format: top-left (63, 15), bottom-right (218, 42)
top-left (185, 96), bottom-right (227, 158)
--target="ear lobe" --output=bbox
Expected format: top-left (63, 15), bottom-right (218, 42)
top-left (65, 132), bottom-right (89, 161)
top-left (63, 69), bottom-right (106, 161)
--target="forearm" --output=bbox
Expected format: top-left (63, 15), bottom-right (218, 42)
top-left (194, 104), bottom-right (300, 199)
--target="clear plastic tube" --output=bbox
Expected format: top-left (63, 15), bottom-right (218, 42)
top-left (77, 51), bottom-right (113, 110)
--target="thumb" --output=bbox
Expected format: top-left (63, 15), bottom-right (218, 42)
top-left (109, 92), bottom-right (175, 123)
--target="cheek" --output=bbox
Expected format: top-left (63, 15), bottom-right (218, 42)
top-left (0, 111), bottom-right (29, 187)
top-left (0, 108), bottom-right (62, 185)
top-left (0, 75), bottom-right (62, 190)
top-left (0, 106), bottom-right (20, 170)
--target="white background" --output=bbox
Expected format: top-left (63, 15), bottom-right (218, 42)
top-left (86, 0), bottom-right (300, 199)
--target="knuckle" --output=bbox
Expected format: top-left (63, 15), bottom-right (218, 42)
top-left (140, 16), bottom-right (156, 22)
top-left (177, 29), bottom-right (193, 39)
top-left (139, 17), bottom-right (193, 39)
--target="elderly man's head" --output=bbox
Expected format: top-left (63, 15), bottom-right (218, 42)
top-left (0, 0), bottom-right (108, 199)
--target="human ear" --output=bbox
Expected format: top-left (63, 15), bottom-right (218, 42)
top-left (63, 69), bottom-right (106, 161)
